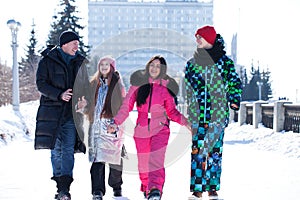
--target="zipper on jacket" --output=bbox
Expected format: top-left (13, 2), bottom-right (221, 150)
top-left (204, 66), bottom-right (207, 123)
top-left (147, 83), bottom-right (153, 131)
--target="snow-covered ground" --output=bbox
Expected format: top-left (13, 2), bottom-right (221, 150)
top-left (0, 101), bottom-right (300, 200)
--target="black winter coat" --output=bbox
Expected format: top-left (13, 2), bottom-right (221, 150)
top-left (34, 46), bottom-right (90, 153)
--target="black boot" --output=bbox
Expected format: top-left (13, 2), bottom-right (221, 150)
top-left (92, 191), bottom-right (103, 200)
top-left (52, 175), bottom-right (73, 200)
top-left (51, 176), bottom-right (60, 199)
top-left (57, 192), bottom-right (71, 200)
top-left (113, 188), bottom-right (122, 197)
top-left (147, 188), bottom-right (161, 200)
top-left (60, 175), bottom-right (73, 193)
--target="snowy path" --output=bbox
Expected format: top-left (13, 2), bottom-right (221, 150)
top-left (1, 101), bottom-right (300, 199)
top-left (222, 143), bottom-right (300, 200)
top-left (1, 127), bottom-right (300, 200)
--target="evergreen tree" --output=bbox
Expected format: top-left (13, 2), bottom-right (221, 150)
top-left (247, 64), bottom-right (261, 100)
top-left (0, 63), bottom-right (12, 106)
top-left (241, 67), bottom-right (249, 101)
top-left (18, 20), bottom-right (40, 103)
top-left (261, 68), bottom-right (273, 100)
top-left (241, 61), bottom-right (273, 101)
top-left (47, 0), bottom-right (90, 57)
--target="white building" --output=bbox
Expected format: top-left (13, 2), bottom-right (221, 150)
top-left (88, 0), bottom-right (214, 79)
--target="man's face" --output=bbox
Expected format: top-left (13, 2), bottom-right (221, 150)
top-left (61, 40), bottom-right (79, 56)
top-left (196, 34), bottom-right (213, 49)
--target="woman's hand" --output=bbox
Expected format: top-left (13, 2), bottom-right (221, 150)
top-left (107, 123), bottom-right (118, 134)
top-left (76, 96), bottom-right (87, 113)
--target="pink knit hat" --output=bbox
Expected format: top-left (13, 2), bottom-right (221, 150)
top-left (98, 55), bottom-right (116, 71)
top-left (195, 25), bottom-right (217, 45)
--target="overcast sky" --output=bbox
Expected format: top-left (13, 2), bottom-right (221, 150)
top-left (1, 0), bottom-right (300, 100)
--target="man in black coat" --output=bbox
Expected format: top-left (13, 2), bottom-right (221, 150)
top-left (34, 30), bottom-right (90, 200)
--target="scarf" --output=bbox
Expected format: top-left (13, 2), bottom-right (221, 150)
top-left (194, 34), bottom-right (226, 66)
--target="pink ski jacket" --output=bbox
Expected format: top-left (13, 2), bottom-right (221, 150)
top-left (114, 76), bottom-right (188, 136)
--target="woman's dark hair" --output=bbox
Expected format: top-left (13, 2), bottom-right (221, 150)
top-left (136, 55), bottom-right (167, 106)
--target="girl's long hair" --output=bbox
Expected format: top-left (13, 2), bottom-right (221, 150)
top-left (88, 64), bottom-right (124, 122)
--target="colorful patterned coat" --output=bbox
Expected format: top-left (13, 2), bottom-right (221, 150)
top-left (184, 50), bottom-right (242, 129)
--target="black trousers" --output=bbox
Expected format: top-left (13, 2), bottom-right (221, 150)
top-left (90, 161), bottom-right (123, 195)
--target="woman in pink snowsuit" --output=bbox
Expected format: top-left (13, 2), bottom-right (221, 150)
top-left (112, 55), bottom-right (191, 200)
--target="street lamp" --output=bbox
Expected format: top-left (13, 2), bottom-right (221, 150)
top-left (7, 19), bottom-right (21, 111)
top-left (256, 81), bottom-right (263, 100)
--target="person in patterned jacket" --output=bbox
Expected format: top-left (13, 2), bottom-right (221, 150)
top-left (185, 25), bottom-right (242, 200)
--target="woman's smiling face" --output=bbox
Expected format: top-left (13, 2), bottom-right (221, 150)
top-left (149, 59), bottom-right (161, 79)
top-left (99, 60), bottom-right (111, 77)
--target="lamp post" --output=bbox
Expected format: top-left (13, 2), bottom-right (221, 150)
top-left (7, 19), bottom-right (21, 111)
top-left (256, 81), bottom-right (263, 100)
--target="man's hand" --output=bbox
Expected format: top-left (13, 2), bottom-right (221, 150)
top-left (61, 89), bottom-right (73, 102)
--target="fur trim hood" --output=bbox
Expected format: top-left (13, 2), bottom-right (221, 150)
top-left (130, 69), bottom-right (179, 97)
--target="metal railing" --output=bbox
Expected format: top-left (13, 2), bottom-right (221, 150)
top-left (180, 101), bottom-right (300, 133)
top-left (236, 101), bottom-right (300, 133)
top-left (283, 104), bottom-right (300, 133)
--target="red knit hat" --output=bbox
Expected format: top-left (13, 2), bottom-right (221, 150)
top-left (195, 25), bottom-right (217, 45)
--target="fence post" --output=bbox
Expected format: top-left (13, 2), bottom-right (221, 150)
top-left (253, 101), bottom-right (265, 128)
top-left (238, 102), bottom-right (247, 126)
top-left (273, 101), bottom-right (292, 132)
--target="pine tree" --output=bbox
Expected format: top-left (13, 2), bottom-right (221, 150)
top-left (47, 0), bottom-right (90, 57)
top-left (18, 20), bottom-right (40, 103)
top-left (261, 68), bottom-right (273, 100)
top-left (240, 67), bottom-right (249, 101)
top-left (0, 63), bottom-right (12, 106)
top-left (241, 61), bottom-right (273, 101)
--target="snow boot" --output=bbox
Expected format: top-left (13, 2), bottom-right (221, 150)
top-left (60, 175), bottom-right (73, 193)
top-left (208, 191), bottom-right (218, 200)
top-left (52, 175), bottom-right (73, 200)
top-left (52, 176), bottom-right (60, 199)
top-left (57, 191), bottom-right (71, 200)
top-left (147, 188), bottom-right (161, 200)
top-left (113, 189), bottom-right (122, 197)
top-left (188, 192), bottom-right (203, 200)
top-left (92, 191), bottom-right (103, 200)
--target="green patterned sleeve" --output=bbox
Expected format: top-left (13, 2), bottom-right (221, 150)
top-left (223, 58), bottom-right (242, 109)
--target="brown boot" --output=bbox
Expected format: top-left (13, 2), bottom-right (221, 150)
top-left (208, 191), bottom-right (218, 199)
top-left (188, 191), bottom-right (202, 199)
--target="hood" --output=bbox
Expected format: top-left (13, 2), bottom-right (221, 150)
top-left (130, 69), bottom-right (179, 97)
top-left (130, 69), bottom-right (148, 86)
